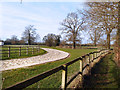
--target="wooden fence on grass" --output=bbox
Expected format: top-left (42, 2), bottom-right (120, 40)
top-left (0, 46), bottom-right (41, 58)
top-left (5, 49), bottom-right (110, 90)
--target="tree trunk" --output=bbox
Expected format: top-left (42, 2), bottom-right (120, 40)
top-left (28, 33), bottom-right (31, 45)
top-left (116, 1), bottom-right (120, 67)
top-left (117, 26), bottom-right (120, 46)
top-left (94, 30), bottom-right (97, 46)
top-left (94, 41), bottom-right (96, 47)
top-left (94, 39), bottom-right (96, 47)
top-left (73, 40), bottom-right (76, 49)
top-left (117, 1), bottom-right (120, 47)
top-left (107, 33), bottom-right (110, 49)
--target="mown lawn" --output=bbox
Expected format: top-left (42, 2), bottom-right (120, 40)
top-left (2, 47), bottom-right (96, 89)
top-left (1, 45), bottom-right (47, 60)
top-left (82, 53), bottom-right (120, 88)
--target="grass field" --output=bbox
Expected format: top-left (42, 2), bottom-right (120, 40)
top-left (1, 45), bottom-right (47, 60)
top-left (81, 53), bottom-right (120, 88)
top-left (2, 47), bottom-right (96, 89)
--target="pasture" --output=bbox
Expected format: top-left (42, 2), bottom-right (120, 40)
top-left (0, 45), bottom-right (47, 60)
top-left (2, 46), bottom-right (97, 89)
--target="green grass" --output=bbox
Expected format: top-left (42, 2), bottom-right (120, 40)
top-left (2, 47), bottom-right (96, 89)
top-left (1, 46), bottom-right (47, 60)
top-left (82, 53), bottom-right (120, 88)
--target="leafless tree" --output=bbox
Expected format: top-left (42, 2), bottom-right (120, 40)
top-left (98, 38), bottom-right (107, 49)
top-left (22, 25), bottom-right (40, 45)
top-left (79, 2), bottom-right (118, 49)
top-left (88, 24), bottom-right (104, 46)
top-left (114, 1), bottom-right (120, 66)
top-left (60, 12), bottom-right (84, 49)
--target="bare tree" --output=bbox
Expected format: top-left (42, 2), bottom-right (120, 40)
top-left (60, 12), bottom-right (84, 49)
top-left (98, 38), bottom-right (107, 49)
top-left (22, 25), bottom-right (39, 45)
top-left (79, 2), bottom-right (118, 49)
top-left (117, 1), bottom-right (120, 47)
top-left (88, 26), bottom-right (104, 46)
top-left (114, 1), bottom-right (120, 66)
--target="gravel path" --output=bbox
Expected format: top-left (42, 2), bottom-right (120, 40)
top-left (0, 48), bottom-right (69, 71)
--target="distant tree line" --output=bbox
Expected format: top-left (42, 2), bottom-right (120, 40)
top-left (4, 25), bottom-right (61, 47)
top-left (4, 25), bottom-right (40, 45)
top-left (43, 34), bottom-right (61, 47)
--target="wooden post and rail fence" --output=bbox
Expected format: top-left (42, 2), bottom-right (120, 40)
top-left (4, 49), bottom-right (111, 90)
top-left (0, 46), bottom-right (41, 59)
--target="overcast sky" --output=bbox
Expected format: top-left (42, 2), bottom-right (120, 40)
top-left (0, 1), bottom-right (92, 44)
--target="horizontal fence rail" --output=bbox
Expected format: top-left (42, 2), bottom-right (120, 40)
top-left (4, 49), bottom-right (110, 90)
top-left (1, 46), bottom-right (41, 59)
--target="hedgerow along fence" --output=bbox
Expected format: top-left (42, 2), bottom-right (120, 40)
top-left (4, 49), bottom-right (110, 90)
top-left (0, 46), bottom-right (41, 60)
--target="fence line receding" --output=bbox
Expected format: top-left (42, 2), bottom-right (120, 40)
top-left (4, 49), bottom-right (110, 90)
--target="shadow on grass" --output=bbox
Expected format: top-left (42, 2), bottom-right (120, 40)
top-left (82, 53), bottom-right (119, 88)
top-left (110, 59), bottom-right (120, 88)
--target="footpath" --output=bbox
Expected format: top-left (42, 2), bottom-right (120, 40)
top-left (78, 53), bottom-right (120, 88)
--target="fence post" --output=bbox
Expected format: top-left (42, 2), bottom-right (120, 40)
top-left (19, 47), bottom-right (21, 56)
top-left (95, 52), bottom-right (97, 59)
top-left (105, 50), bottom-right (108, 54)
top-left (95, 52), bottom-right (97, 63)
top-left (86, 55), bottom-right (90, 74)
top-left (79, 59), bottom-right (83, 87)
top-left (8, 46), bottom-right (10, 57)
top-left (32, 47), bottom-right (34, 55)
top-left (101, 50), bottom-right (103, 55)
top-left (103, 50), bottom-right (105, 55)
top-left (82, 56), bottom-right (85, 75)
top-left (99, 50), bottom-right (101, 56)
top-left (88, 54), bottom-right (91, 74)
top-left (96, 52), bottom-right (98, 58)
top-left (98, 51), bottom-right (100, 57)
top-left (91, 53), bottom-right (94, 67)
top-left (61, 64), bottom-right (67, 90)
top-left (95, 52), bottom-right (97, 58)
top-left (98, 52), bottom-right (100, 57)
top-left (35, 46), bottom-right (38, 53)
top-left (92, 52), bottom-right (96, 67)
top-left (104, 50), bottom-right (106, 55)
top-left (100, 51), bottom-right (101, 56)
top-left (93, 53), bottom-right (95, 60)
top-left (91, 53), bottom-right (94, 62)
top-left (38, 46), bottom-right (40, 53)
top-left (26, 47), bottom-right (28, 55)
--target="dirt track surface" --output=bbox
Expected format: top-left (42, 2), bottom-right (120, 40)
top-left (1, 48), bottom-right (69, 71)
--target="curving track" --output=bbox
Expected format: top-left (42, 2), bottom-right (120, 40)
top-left (0, 48), bottom-right (69, 71)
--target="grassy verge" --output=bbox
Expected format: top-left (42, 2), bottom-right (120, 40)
top-left (2, 47), bottom-right (96, 89)
top-left (82, 53), bottom-right (120, 88)
top-left (1, 46), bottom-right (47, 60)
